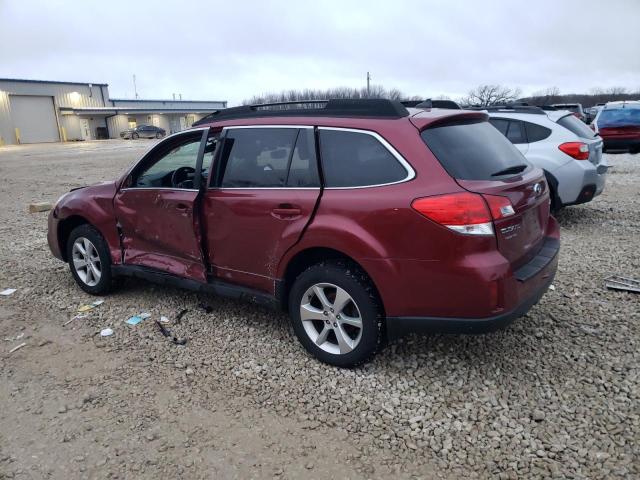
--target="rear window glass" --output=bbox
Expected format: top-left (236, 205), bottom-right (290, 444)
top-left (524, 121), bottom-right (552, 142)
top-left (421, 120), bottom-right (530, 180)
top-left (318, 130), bottom-right (408, 187)
top-left (597, 108), bottom-right (640, 128)
top-left (557, 115), bottom-right (596, 139)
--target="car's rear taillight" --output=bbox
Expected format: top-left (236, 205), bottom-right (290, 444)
top-left (411, 192), bottom-right (515, 236)
top-left (558, 142), bottom-right (589, 160)
top-left (483, 194), bottom-right (516, 220)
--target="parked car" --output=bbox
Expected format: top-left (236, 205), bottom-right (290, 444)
top-left (479, 105), bottom-right (607, 211)
top-left (120, 125), bottom-right (166, 139)
top-left (48, 99), bottom-right (559, 367)
top-left (551, 103), bottom-right (586, 122)
top-left (591, 101), bottom-right (640, 153)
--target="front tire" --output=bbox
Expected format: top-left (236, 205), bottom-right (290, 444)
top-left (66, 224), bottom-right (114, 295)
top-left (288, 261), bottom-right (384, 368)
top-left (132, 133), bottom-right (139, 140)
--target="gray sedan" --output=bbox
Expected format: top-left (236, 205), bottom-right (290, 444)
top-left (120, 125), bottom-right (166, 139)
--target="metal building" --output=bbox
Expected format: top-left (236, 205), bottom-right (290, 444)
top-left (0, 78), bottom-right (227, 146)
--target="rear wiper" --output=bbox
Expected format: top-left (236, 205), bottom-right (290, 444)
top-left (491, 165), bottom-right (527, 177)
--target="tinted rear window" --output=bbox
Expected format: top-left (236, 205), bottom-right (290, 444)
top-left (597, 108), bottom-right (640, 128)
top-left (421, 120), bottom-right (530, 180)
top-left (557, 115), bottom-right (596, 139)
top-left (524, 121), bottom-right (552, 142)
top-left (319, 129), bottom-right (408, 187)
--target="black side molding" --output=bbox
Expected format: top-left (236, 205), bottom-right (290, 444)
top-left (111, 265), bottom-right (281, 310)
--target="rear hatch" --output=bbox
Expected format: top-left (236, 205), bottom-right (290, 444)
top-left (597, 108), bottom-right (640, 140)
top-left (418, 116), bottom-right (550, 269)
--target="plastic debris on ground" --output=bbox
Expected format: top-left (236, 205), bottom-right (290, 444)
top-left (159, 315), bottom-right (170, 324)
top-left (9, 342), bottom-right (27, 354)
top-left (78, 299), bottom-right (104, 312)
top-left (174, 308), bottom-right (188, 324)
top-left (604, 275), bottom-right (640, 293)
top-left (154, 320), bottom-right (187, 345)
top-left (126, 312), bottom-right (151, 326)
top-left (63, 314), bottom-right (88, 326)
top-left (1, 288), bottom-right (17, 296)
top-left (100, 328), bottom-right (114, 337)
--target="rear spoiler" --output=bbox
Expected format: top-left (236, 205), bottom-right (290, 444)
top-left (410, 111), bottom-right (489, 131)
top-left (402, 99), bottom-right (461, 110)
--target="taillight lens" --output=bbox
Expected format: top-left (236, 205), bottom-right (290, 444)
top-left (411, 192), bottom-right (514, 236)
top-left (484, 194), bottom-right (516, 220)
top-left (558, 142), bottom-right (589, 160)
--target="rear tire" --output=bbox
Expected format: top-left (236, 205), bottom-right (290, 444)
top-left (155, 132), bottom-right (162, 139)
top-left (288, 260), bottom-right (384, 368)
top-left (66, 224), bottom-right (114, 295)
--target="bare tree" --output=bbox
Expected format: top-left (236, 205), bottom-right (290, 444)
top-left (459, 84), bottom-right (522, 107)
top-left (243, 86), bottom-right (422, 105)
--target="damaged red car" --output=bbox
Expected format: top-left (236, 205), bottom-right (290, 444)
top-left (48, 99), bottom-right (559, 367)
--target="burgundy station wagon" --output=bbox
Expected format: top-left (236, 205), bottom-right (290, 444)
top-left (48, 99), bottom-right (559, 367)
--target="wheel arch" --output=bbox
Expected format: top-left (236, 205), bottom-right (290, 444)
top-left (279, 247), bottom-right (385, 315)
top-left (58, 215), bottom-right (91, 261)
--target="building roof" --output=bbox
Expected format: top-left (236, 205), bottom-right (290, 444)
top-left (110, 98), bottom-right (227, 104)
top-left (59, 107), bottom-right (221, 115)
top-left (0, 77), bottom-right (108, 87)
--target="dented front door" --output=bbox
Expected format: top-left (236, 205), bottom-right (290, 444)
top-left (114, 188), bottom-right (205, 280)
top-left (113, 129), bottom-right (208, 281)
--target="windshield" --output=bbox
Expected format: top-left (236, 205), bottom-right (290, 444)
top-left (598, 108), bottom-right (640, 128)
top-left (557, 115), bottom-right (596, 139)
top-left (421, 120), bottom-right (530, 180)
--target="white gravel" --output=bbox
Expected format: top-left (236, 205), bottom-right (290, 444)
top-left (0, 141), bottom-right (638, 479)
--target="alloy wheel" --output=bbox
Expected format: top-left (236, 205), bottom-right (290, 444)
top-left (71, 237), bottom-right (102, 286)
top-left (300, 283), bottom-right (363, 355)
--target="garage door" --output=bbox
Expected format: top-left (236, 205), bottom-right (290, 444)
top-left (10, 95), bottom-right (60, 144)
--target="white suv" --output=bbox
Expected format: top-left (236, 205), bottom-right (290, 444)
top-left (481, 106), bottom-right (607, 211)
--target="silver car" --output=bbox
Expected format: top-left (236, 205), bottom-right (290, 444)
top-left (483, 106), bottom-right (606, 211)
top-left (120, 124), bottom-right (166, 140)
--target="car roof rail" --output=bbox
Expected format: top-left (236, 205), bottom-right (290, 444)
top-left (192, 98), bottom-right (410, 125)
top-left (401, 99), bottom-right (461, 109)
top-left (466, 104), bottom-right (547, 115)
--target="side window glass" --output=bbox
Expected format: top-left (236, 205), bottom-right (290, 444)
top-left (489, 118), bottom-right (509, 136)
top-left (506, 121), bottom-right (527, 144)
top-left (133, 135), bottom-right (201, 188)
top-left (286, 129), bottom-right (320, 187)
top-left (319, 129), bottom-right (407, 187)
top-left (524, 121), bottom-right (552, 143)
top-left (219, 128), bottom-right (297, 188)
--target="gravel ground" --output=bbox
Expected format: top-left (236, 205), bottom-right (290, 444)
top-left (0, 140), bottom-right (638, 479)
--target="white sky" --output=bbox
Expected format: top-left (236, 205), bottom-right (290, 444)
top-left (1, 0), bottom-right (638, 105)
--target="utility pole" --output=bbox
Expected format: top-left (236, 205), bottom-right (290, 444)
top-left (366, 72), bottom-right (371, 96)
top-left (133, 74), bottom-right (139, 99)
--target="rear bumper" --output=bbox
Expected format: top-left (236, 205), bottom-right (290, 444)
top-left (386, 269), bottom-right (555, 339)
top-left (384, 229), bottom-right (560, 340)
top-left (602, 137), bottom-right (640, 151)
top-left (553, 158), bottom-right (606, 206)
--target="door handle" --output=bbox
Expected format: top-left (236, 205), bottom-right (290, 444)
top-left (272, 204), bottom-right (301, 217)
top-left (175, 203), bottom-right (189, 211)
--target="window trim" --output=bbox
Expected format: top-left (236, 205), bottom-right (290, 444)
top-left (208, 125), bottom-right (415, 191)
top-left (318, 127), bottom-right (415, 190)
top-left (119, 127), bottom-right (210, 193)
